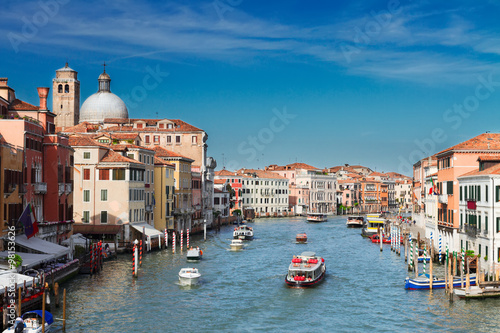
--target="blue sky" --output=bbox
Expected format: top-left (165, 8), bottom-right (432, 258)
top-left (2, 0), bottom-right (500, 175)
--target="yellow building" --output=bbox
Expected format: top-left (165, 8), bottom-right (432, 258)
top-left (153, 147), bottom-right (193, 233)
top-left (0, 137), bottom-right (24, 237)
top-left (153, 157), bottom-right (175, 231)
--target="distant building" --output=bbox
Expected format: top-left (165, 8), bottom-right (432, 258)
top-left (153, 157), bottom-right (175, 232)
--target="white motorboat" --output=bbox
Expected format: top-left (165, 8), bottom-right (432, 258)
top-left (3, 310), bottom-right (53, 333)
top-left (186, 247), bottom-right (203, 260)
top-left (233, 225), bottom-right (254, 240)
top-left (230, 239), bottom-right (244, 250)
top-left (178, 268), bottom-right (201, 285)
top-left (346, 216), bottom-right (364, 228)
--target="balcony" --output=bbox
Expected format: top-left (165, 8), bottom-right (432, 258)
top-left (145, 205), bottom-right (152, 212)
top-left (464, 224), bottom-right (478, 238)
top-left (58, 183), bottom-right (65, 196)
top-left (438, 195), bottom-right (448, 204)
top-left (34, 182), bottom-right (47, 194)
top-left (65, 183), bottom-right (72, 194)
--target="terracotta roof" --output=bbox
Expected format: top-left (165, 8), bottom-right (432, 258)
top-left (111, 144), bottom-right (154, 151)
top-left (438, 133), bottom-right (500, 155)
top-left (477, 155), bottom-right (500, 161)
top-left (459, 163), bottom-right (500, 177)
top-left (100, 150), bottom-right (144, 164)
top-left (154, 156), bottom-right (175, 167)
top-left (103, 118), bottom-right (129, 124)
top-left (214, 179), bottom-right (226, 184)
top-left (95, 132), bottom-right (140, 140)
top-left (369, 171), bottom-right (385, 177)
top-left (215, 169), bottom-right (238, 176)
top-left (104, 119), bottom-right (203, 133)
top-left (69, 135), bottom-right (103, 147)
top-left (285, 162), bottom-right (319, 170)
top-left (237, 168), bottom-right (287, 180)
top-left (8, 99), bottom-right (39, 111)
top-left (152, 146), bottom-right (193, 160)
top-left (62, 122), bottom-right (100, 133)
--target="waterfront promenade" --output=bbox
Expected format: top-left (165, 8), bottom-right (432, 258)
top-left (47, 217), bottom-right (497, 332)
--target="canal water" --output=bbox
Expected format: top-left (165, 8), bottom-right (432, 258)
top-left (50, 217), bottom-right (500, 332)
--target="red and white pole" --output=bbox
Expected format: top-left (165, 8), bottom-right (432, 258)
top-left (187, 228), bottom-right (190, 249)
top-left (172, 232), bottom-right (176, 253)
top-left (180, 229), bottom-right (183, 251)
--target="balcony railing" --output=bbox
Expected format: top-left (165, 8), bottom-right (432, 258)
top-left (58, 183), bottom-right (65, 196)
top-left (438, 195), bottom-right (448, 204)
top-left (65, 183), bottom-right (72, 194)
top-left (145, 205), bottom-right (152, 212)
top-left (34, 182), bottom-right (47, 194)
top-left (464, 224), bottom-right (478, 237)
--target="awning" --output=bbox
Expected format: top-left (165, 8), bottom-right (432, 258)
top-left (15, 235), bottom-right (70, 258)
top-left (73, 224), bottom-right (122, 235)
top-left (0, 271), bottom-right (38, 293)
top-left (130, 223), bottom-right (164, 238)
top-left (0, 251), bottom-right (55, 270)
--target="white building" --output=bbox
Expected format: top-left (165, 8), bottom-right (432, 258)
top-left (237, 169), bottom-right (289, 217)
top-left (457, 162), bottom-right (500, 276)
top-left (295, 170), bottom-right (336, 214)
top-left (214, 179), bottom-right (230, 218)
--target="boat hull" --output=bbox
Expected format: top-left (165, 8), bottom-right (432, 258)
top-left (179, 276), bottom-right (200, 285)
top-left (285, 271), bottom-right (325, 288)
top-left (405, 275), bottom-right (477, 290)
top-left (346, 222), bottom-right (363, 228)
top-left (230, 245), bottom-right (243, 250)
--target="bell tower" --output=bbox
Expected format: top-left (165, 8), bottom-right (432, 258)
top-left (52, 62), bottom-right (80, 130)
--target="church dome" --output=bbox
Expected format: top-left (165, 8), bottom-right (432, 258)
top-left (79, 68), bottom-right (128, 123)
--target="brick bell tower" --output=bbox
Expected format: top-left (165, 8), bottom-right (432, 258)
top-left (52, 62), bottom-right (80, 130)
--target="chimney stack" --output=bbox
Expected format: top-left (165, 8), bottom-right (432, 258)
top-left (37, 87), bottom-right (50, 110)
top-left (0, 78), bottom-right (8, 87)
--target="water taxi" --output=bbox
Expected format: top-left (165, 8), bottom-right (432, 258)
top-left (405, 274), bottom-right (476, 290)
top-left (233, 225), bottom-right (254, 240)
top-left (346, 216), bottom-right (364, 228)
top-left (186, 247), bottom-right (203, 261)
top-left (285, 251), bottom-right (326, 288)
top-left (178, 268), bottom-right (201, 285)
top-left (296, 233), bottom-right (307, 243)
top-left (230, 239), bottom-right (244, 251)
top-left (3, 310), bottom-right (53, 333)
top-left (361, 215), bottom-right (386, 237)
top-left (306, 213), bottom-right (327, 222)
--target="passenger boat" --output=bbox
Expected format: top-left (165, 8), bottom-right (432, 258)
top-left (346, 216), bottom-right (364, 228)
top-left (186, 247), bottom-right (203, 260)
top-left (230, 239), bottom-right (244, 251)
top-left (285, 251), bottom-right (326, 288)
top-left (2, 310), bottom-right (54, 333)
top-left (306, 212), bottom-right (327, 222)
top-left (405, 274), bottom-right (476, 290)
top-left (233, 225), bottom-right (254, 240)
top-left (296, 233), bottom-right (307, 243)
top-left (361, 215), bottom-right (386, 237)
top-left (178, 268), bottom-right (201, 285)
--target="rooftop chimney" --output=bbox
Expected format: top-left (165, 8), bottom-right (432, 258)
top-left (0, 78), bottom-right (8, 87)
top-left (37, 87), bottom-right (50, 110)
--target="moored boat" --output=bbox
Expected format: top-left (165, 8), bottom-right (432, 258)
top-left (186, 247), bottom-right (203, 260)
top-left (2, 310), bottom-right (54, 333)
top-left (178, 268), bottom-right (201, 285)
top-left (454, 283), bottom-right (500, 298)
top-left (346, 216), bottom-right (364, 228)
top-left (296, 233), bottom-right (307, 243)
top-left (285, 251), bottom-right (326, 288)
top-left (405, 274), bottom-right (476, 290)
top-left (306, 213), bottom-right (327, 222)
top-left (370, 234), bottom-right (391, 244)
top-left (230, 239), bottom-right (244, 251)
top-left (361, 215), bottom-right (386, 237)
top-left (233, 225), bottom-right (254, 240)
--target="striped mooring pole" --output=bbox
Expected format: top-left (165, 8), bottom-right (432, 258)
top-left (187, 228), bottom-right (190, 249)
top-left (462, 248), bottom-right (465, 275)
top-left (132, 243), bottom-right (136, 277)
top-left (439, 235), bottom-right (442, 264)
top-left (139, 240), bottom-right (143, 266)
top-left (409, 233), bottom-right (413, 269)
top-left (180, 229), bottom-right (183, 251)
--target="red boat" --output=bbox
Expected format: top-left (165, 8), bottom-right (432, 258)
top-left (296, 233), bottom-right (307, 243)
top-left (370, 234), bottom-right (391, 244)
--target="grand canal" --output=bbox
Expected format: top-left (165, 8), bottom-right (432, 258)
top-left (50, 217), bottom-right (500, 332)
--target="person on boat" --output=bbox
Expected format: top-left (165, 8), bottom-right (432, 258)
top-left (14, 317), bottom-right (25, 333)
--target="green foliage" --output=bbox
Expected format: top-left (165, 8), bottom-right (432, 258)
top-left (232, 209), bottom-right (242, 216)
top-left (466, 250), bottom-right (475, 257)
top-left (484, 255), bottom-right (488, 261)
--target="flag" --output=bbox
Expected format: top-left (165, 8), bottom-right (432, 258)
top-left (430, 177), bottom-right (438, 195)
top-left (152, 193), bottom-right (156, 207)
top-left (19, 204), bottom-right (39, 239)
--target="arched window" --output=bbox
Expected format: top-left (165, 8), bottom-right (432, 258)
top-left (58, 84), bottom-right (62, 93)
top-left (65, 84), bottom-right (69, 93)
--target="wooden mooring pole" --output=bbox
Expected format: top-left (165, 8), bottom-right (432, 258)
top-left (63, 289), bottom-right (67, 331)
top-left (42, 292), bottom-right (46, 333)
